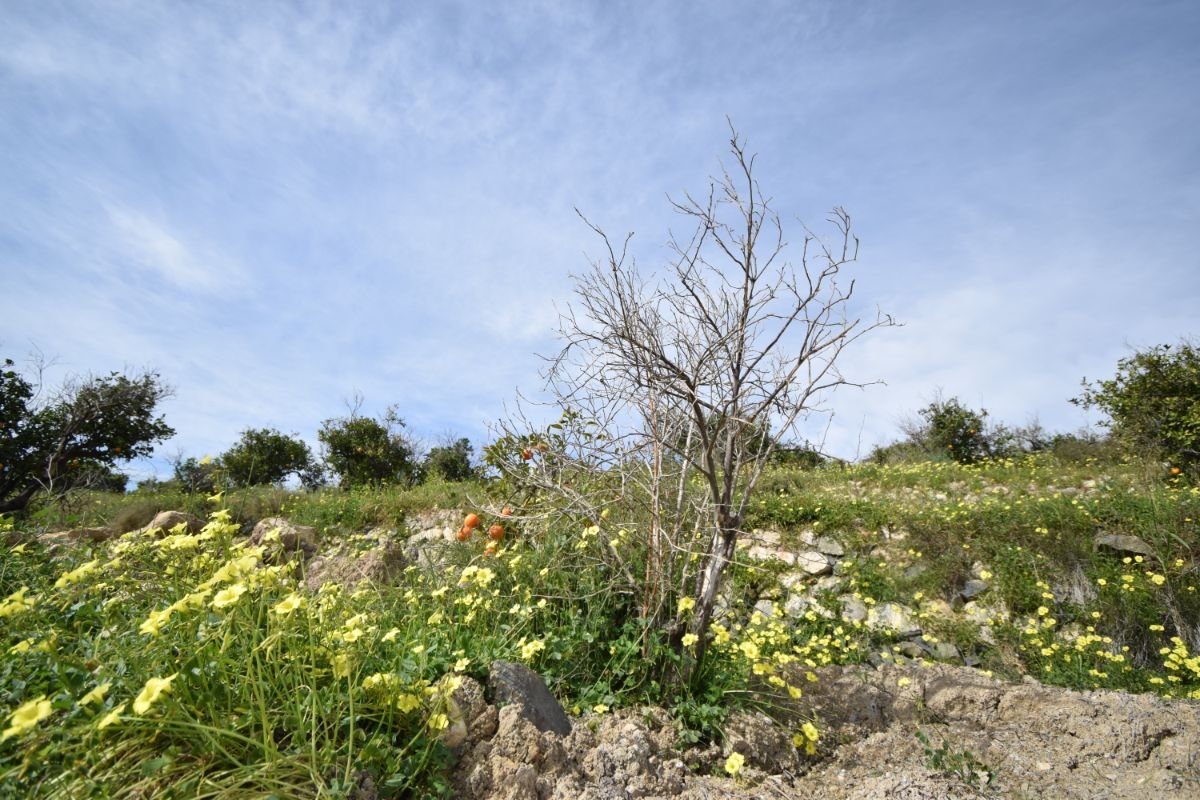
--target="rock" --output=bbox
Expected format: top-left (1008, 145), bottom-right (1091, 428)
top-left (815, 535), bottom-right (845, 557)
top-left (960, 579), bottom-right (989, 600)
top-left (37, 526), bottom-right (114, 547)
top-left (929, 642), bottom-right (960, 661)
top-left (867, 602), bottom-right (921, 637)
top-left (1094, 533), bottom-right (1156, 558)
top-left (839, 594), bottom-right (869, 622)
top-left (140, 511), bottom-right (203, 536)
top-left (903, 563), bottom-right (928, 579)
top-left (795, 551), bottom-right (832, 575)
top-left (302, 537), bottom-right (408, 592)
top-left (489, 661), bottom-right (572, 737)
top-left (779, 571), bottom-right (809, 591)
top-left (249, 517), bottom-right (318, 559)
top-left (745, 544), bottom-right (795, 565)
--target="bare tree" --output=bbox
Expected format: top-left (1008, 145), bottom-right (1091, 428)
top-left (494, 125), bottom-right (894, 680)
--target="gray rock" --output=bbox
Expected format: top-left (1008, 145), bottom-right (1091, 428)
top-left (839, 594), bottom-right (869, 622)
top-left (930, 642), bottom-right (961, 661)
top-left (960, 579), bottom-right (989, 600)
top-left (867, 602), bottom-right (921, 637)
top-left (489, 660), bottom-right (572, 737)
top-left (815, 536), bottom-right (845, 557)
top-left (1094, 533), bottom-right (1155, 558)
top-left (140, 510), bottom-right (204, 536)
top-left (249, 517), bottom-right (318, 559)
top-left (796, 551), bottom-right (832, 575)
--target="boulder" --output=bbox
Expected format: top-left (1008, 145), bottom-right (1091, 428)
top-left (303, 535), bottom-right (408, 592)
top-left (249, 517), bottom-right (319, 559)
top-left (1094, 533), bottom-right (1155, 559)
top-left (489, 661), bottom-right (572, 737)
top-left (140, 511), bottom-right (203, 536)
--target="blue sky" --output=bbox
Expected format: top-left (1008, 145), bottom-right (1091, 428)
top-left (2, 0), bottom-right (1198, 483)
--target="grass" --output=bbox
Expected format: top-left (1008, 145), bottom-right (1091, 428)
top-left (1, 454), bottom-right (1197, 796)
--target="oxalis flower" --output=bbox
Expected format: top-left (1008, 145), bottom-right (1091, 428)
top-left (272, 593), bottom-right (304, 616)
top-left (211, 583), bottom-right (248, 610)
top-left (1, 696), bottom-right (52, 741)
top-left (724, 752), bottom-right (745, 776)
top-left (133, 674), bottom-right (178, 715)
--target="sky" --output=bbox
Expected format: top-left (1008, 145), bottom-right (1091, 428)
top-left (2, 0), bottom-right (1198, 483)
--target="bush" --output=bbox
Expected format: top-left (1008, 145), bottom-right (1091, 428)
top-left (423, 437), bottom-right (474, 482)
top-left (318, 406), bottom-right (419, 488)
top-left (1074, 340), bottom-right (1200, 475)
top-left (0, 357), bottom-right (173, 513)
top-left (218, 428), bottom-right (318, 488)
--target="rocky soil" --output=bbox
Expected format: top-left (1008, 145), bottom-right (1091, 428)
top-left (451, 661), bottom-right (1200, 800)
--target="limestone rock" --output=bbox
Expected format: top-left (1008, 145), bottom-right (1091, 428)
top-left (249, 517), bottom-right (318, 559)
top-left (1094, 533), bottom-right (1155, 558)
top-left (795, 550), bottom-right (832, 575)
top-left (140, 510), bottom-right (203, 536)
top-left (867, 602), bottom-right (921, 637)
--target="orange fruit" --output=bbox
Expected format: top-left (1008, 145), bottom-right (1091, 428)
top-left (464, 513), bottom-right (481, 529)
top-left (488, 524), bottom-right (505, 541)
top-left (501, 506), bottom-right (513, 517)
top-left (521, 448), bottom-right (533, 460)
top-left (456, 527), bottom-right (471, 542)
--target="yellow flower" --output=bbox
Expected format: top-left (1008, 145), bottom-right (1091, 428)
top-left (139, 608), bottom-right (172, 636)
top-left (93, 702), bottom-right (125, 732)
top-left (801, 721), bottom-right (820, 742)
top-left (1, 696), bottom-right (52, 741)
top-left (211, 583), bottom-right (247, 609)
top-left (677, 597), bottom-right (696, 614)
top-left (395, 693), bottom-right (421, 712)
top-left (54, 559), bottom-right (100, 589)
top-left (592, 703), bottom-right (609, 715)
top-left (897, 677), bottom-right (911, 687)
top-left (382, 628), bottom-right (401, 642)
top-left (8, 639), bottom-right (32, 655)
top-left (682, 633), bottom-right (699, 648)
top-left (0, 586), bottom-right (36, 618)
top-left (1037, 606), bottom-right (1050, 616)
top-left (332, 653), bottom-right (351, 678)
top-left (133, 674), bottom-right (177, 715)
top-left (79, 682), bottom-right (112, 707)
top-left (427, 712), bottom-right (450, 731)
top-left (724, 752), bottom-right (745, 776)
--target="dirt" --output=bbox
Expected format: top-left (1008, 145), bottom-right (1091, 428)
top-left (452, 663), bottom-right (1200, 799)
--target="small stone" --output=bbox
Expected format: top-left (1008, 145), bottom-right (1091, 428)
top-left (867, 602), bottom-right (921, 637)
top-left (815, 536), bottom-right (844, 557)
top-left (839, 594), bottom-right (868, 622)
top-left (796, 551), bottom-right (832, 575)
top-left (961, 579), bottom-right (990, 600)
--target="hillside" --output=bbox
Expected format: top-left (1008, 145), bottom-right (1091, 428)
top-left (1, 455), bottom-right (1197, 797)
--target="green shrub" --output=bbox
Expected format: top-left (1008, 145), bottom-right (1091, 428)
top-left (1074, 340), bottom-right (1200, 476)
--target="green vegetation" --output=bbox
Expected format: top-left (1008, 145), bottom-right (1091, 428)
top-left (0, 357), bottom-right (173, 514)
top-left (1075, 339), bottom-right (1200, 476)
top-left (218, 428), bottom-right (320, 489)
top-left (2, 452), bottom-right (1196, 796)
top-left (318, 407), bottom-right (421, 489)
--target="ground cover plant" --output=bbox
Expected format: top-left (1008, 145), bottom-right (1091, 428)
top-left (1, 451), bottom-right (1196, 797)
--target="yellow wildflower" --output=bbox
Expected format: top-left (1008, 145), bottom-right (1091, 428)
top-left (682, 633), bottom-right (699, 648)
top-left (97, 702), bottom-right (126, 729)
top-left (724, 752), bottom-right (745, 776)
top-left (211, 583), bottom-right (247, 609)
top-left (1, 696), bottom-right (52, 740)
top-left (133, 674), bottom-right (177, 715)
top-left (79, 682), bottom-right (112, 707)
